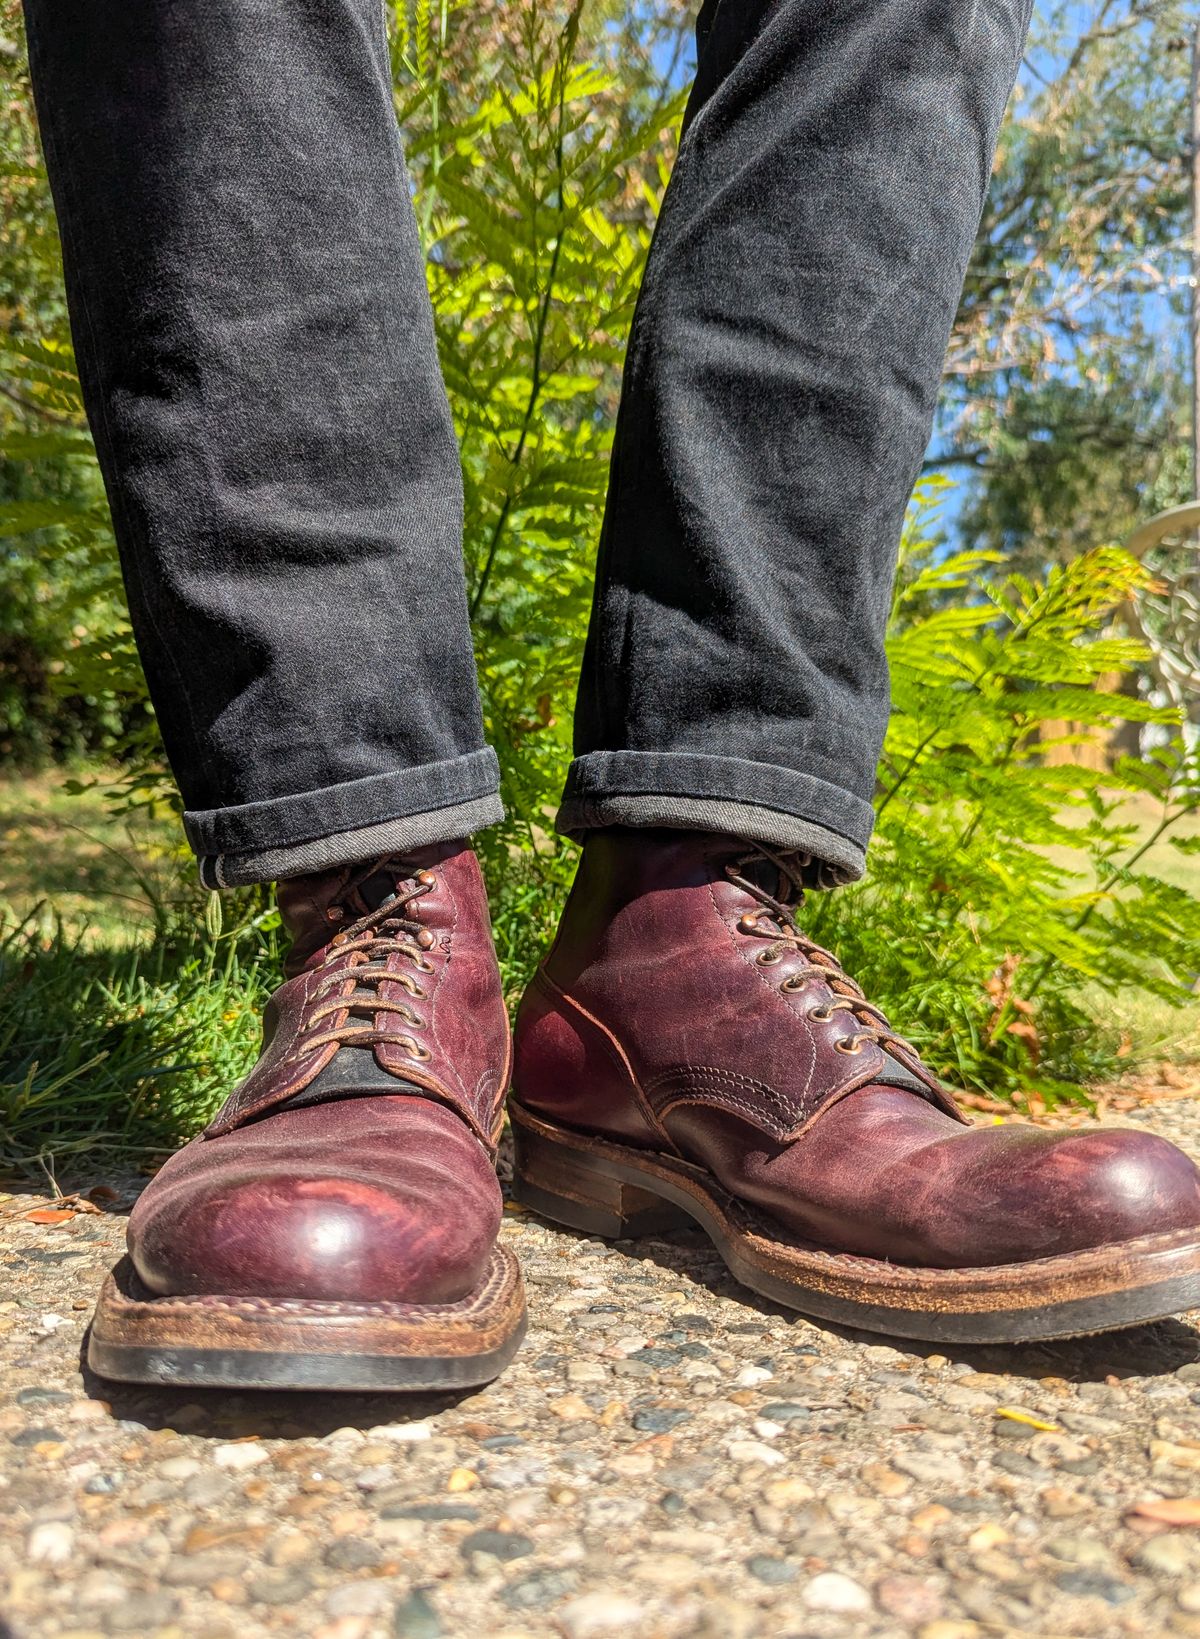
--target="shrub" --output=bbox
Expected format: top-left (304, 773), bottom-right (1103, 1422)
top-left (0, 2), bottom-right (1196, 1143)
top-left (807, 491), bottom-right (1200, 1105)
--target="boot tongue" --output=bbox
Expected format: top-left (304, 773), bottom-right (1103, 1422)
top-left (873, 1050), bottom-right (930, 1095)
top-left (737, 849), bottom-right (806, 907)
top-left (344, 862), bottom-right (405, 916)
top-left (279, 855), bottom-right (411, 978)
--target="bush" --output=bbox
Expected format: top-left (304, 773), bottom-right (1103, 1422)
top-left (808, 493), bottom-right (1200, 1105)
top-left (0, 1), bottom-right (1197, 1156)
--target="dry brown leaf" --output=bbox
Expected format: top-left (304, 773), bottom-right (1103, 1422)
top-left (1127, 1499), bottom-right (1200, 1527)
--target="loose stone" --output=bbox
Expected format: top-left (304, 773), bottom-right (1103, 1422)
top-left (391, 1588), bottom-right (443, 1638)
top-left (802, 1572), bottom-right (872, 1612)
top-left (746, 1554), bottom-right (797, 1585)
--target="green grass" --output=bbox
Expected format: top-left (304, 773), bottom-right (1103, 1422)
top-left (0, 768), bottom-right (1197, 1178)
top-left (0, 770), bottom-right (279, 1177)
top-left (0, 768), bottom-right (180, 944)
top-left (1043, 789), bottom-right (1200, 1069)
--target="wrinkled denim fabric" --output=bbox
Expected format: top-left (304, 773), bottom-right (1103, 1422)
top-left (24, 0), bottom-right (1032, 886)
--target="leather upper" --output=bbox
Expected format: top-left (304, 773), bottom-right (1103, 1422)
top-left (204, 841), bottom-right (510, 1150)
top-left (128, 842), bottom-right (511, 1304)
top-left (514, 829), bottom-right (1200, 1267)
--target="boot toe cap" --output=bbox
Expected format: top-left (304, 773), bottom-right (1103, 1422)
top-left (128, 1096), bottom-right (501, 1305)
top-left (1033, 1128), bottom-right (1200, 1247)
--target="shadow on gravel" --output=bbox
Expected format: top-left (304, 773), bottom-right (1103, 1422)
top-left (76, 1330), bottom-right (482, 1437)
top-left (75, 1306), bottom-right (486, 1440)
top-left (599, 1223), bottom-right (1200, 1384)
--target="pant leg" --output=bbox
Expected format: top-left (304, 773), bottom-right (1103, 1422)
top-left (560, 0), bottom-right (1032, 882)
top-left (24, 0), bottom-right (500, 887)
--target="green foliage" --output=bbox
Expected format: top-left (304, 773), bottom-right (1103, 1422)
top-left (946, 0), bottom-right (1196, 566)
top-left (0, 893), bottom-right (278, 1175)
top-left (0, 0), bottom-right (1197, 1155)
top-left (807, 485), bottom-right (1200, 1105)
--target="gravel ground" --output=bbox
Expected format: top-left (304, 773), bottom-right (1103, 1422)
top-left (8, 1092), bottom-right (1200, 1639)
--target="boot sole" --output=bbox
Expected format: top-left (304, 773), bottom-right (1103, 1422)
top-left (87, 1247), bottom-right (526, 1391)
top-left (509, 1100), bottom-right (1200, 1344)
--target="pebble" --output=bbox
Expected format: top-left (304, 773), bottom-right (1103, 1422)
top-left (27, 1522), bottom-right (74, 1565)
top-left (246, 1568), bottom-right (314, 1605)
top-left (212, 1442), bottom-right (268, 1471)
top-left (501, 1569), bottom-right (580, 1611)
top-left (802, 1571), bottom-right (873, 1612)
top-left (1131, 1534), bottom-right (1200, 1578)
top-left (746, 1554), bottom-right (797, 1584)
top-left (893, 1452), bottom-right (968, 1486)
top-left (631, 1408), bottom-right (689, 1434)
top-left (734, 1365), bottom-right (773, 1387)
top-left (558, 1593), bottom-right (648, 1638)
top-left (1053, 1568), bottom-right (1136, 1605)
top-left (323, 1581), bottom-right (391, 1618)
top-left (391, 1589), bottom-right (443, 1638)
top-left (460, 1529), bottom-right (534, 1563)
top-left (875, 1574), bottom-right (943, 1623)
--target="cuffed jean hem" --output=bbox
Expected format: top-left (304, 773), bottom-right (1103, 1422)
top-left (183, 745), bottom-right (503, 886)
top-left (556, 750), bottom-right (873, 884)
top-left (183, 746), bottom-right (500, 856)
top-left (197, 791), bottom-right (505, 889)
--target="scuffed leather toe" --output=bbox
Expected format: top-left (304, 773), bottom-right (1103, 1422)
top-left (128, 1095), bottom-right (502, 1305)
top-left (693, 1089), bottom-right (1200, 1268)
top-left (981, 1126), bottom-right (1200, 1257)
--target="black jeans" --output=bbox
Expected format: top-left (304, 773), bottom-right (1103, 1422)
top-left (25, 0), bottom-right (1032, 888)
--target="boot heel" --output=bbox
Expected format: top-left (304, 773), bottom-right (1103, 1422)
top-left (511, 1117), bottom-right (690, 1240)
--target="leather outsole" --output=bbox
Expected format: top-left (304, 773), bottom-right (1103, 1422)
top-left (509, 1100), bottom-right (1200, 1345)
top-left (87, 1246), bottom-right (526, 1391)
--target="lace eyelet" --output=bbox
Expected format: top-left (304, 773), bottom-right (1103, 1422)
top-left (409, 1044), bottom-right (432, 1062)
top-left (834, 1036), bottom-right (864, 1055)
top-left (757, 950), bottom-right (781, 966)
top-left (737, 912), bottom-right (762, 934)
top-left (807, 1004), bottom-right (833, 1022)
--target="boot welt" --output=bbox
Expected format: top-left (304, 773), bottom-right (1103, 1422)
top-left (509, 1100), bottom-right (1200, 1345)
top-left (87, 1246), bottom-right (526, 1391)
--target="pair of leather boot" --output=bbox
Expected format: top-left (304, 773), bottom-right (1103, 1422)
top-left (89, 832), bottom-right (1200, 1390)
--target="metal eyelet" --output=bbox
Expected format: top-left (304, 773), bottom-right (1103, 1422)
top-left (408, 1044), bottom-right (432, 1062)
top-left (807, 1004), bottom-right (833, 1022)
top-left (737, 912), bottom-right (762, 934)
top-left (757, 950), bottom-right (781, 966)
top-left (834, 1037), bottom-right (864, 1055)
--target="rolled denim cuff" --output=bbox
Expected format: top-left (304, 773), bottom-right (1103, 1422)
top-left (185, 747), bottom-right (503, 889)
top-left (556, 750), bottom-right (872, 884)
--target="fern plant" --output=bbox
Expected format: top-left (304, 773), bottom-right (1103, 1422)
top-left (807, 485), bottom-right (1200, 1103)
top-left (1, 3), bottom-right (1197, 1112)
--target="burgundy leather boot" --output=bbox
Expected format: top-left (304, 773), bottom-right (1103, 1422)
top-left (89, 842), bottom-right (526, 1390)
top-left (512, 830), bottom-right (1200, 1343)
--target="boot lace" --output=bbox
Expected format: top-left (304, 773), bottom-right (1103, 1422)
top-left (726, 843), bottom-right (923, 1063)
top-left (299, 863), bottom-right (438, 1063)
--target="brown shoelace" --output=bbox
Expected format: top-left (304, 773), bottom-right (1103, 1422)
top-left (726, 843), bottom-right (922, 1062)
top-left (298, 867), bottom-right (438, 1064)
